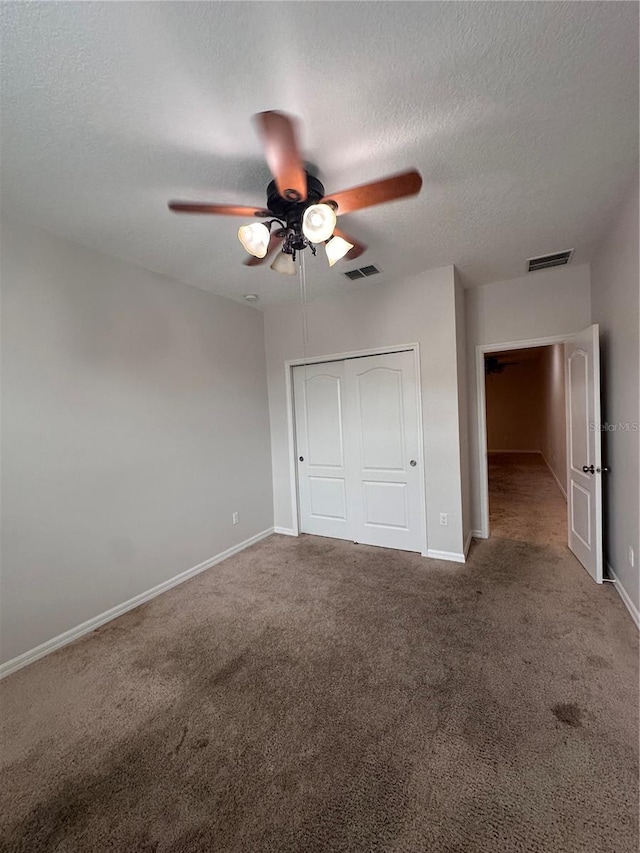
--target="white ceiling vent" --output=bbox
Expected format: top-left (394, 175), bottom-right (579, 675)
top-left (344, 265), bottom-right (380, 280)
top-left (527, 250), bottom-right (573, 273)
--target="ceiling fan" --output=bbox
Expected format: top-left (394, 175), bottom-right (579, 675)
top-left (168, 111), bottom-right (423, 275)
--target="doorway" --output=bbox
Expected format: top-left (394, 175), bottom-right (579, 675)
top-left (291, 347), bottom-right (426, 553)
top-left (476, 326), bottom-right (604, 583)
top-left (484, 345), bottom-right (567, 547)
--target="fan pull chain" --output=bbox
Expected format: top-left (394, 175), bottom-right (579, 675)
top-left (299, 250), bottom-right (310, 372)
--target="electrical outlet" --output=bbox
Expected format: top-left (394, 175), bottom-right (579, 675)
top-left (629, 546), bottom-right (635, 568)
top-left (232, 512), bottom-right (239, 525)
top-left (439, 513), bottom-right (448, 526)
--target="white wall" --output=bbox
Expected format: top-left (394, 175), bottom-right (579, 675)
top-left (590, 183), bottom-right (639, 612)
top-left (264, 266), bottom-right (468, 558)
top-left (466, 263), bottom-right (591, 532)
top-left (540, 344), bottom-right (567, 496)
top-left (0, 217), bottom-right (274, 664)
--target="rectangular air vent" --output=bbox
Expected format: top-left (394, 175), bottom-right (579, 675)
top-left (344, 265), bottom-right (380, 280)
top-left (527, 250), bottom-right (573, 273)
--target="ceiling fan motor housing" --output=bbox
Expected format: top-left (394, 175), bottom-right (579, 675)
top-left (266, 172), bottom-right (326, 225)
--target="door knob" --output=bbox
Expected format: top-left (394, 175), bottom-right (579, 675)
top-left (410, 460), bottom-right (417, 467)
top-left (582, 464), bottom-right (595, 474)
top-left (596, 467), bottom-right (610, 473)
top-left (299, 456), bottom-right (304, 462)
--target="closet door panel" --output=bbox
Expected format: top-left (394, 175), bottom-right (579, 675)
top-left (345, 351), bottom-right (423, 552)
top-left (293, 363), bottom-right (349, 539)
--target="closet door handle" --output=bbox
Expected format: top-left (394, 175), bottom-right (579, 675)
top-left (410, 460), bottom-right (417, 467)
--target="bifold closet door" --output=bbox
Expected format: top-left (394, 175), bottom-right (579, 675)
top-left (294, 351), bottom-right (424, 553)
top-left (293, 361), bottom-right (349, 540)
top-left (344, 351), bottom-right (423, 552)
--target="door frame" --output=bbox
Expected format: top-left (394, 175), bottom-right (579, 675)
top-left (475, 333), bottom-right (569, 540)
top-left (284, 343), bottom-right (429, 555)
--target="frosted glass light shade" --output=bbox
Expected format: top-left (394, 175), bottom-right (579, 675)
top-left (325, 235), bottom-right (354, 267)
top-left (270, 251), bottom-right (297, 275)
top-left (238, 222), bottom-right (270, 258)
top-left (302, 204), bottom-right (337, 243)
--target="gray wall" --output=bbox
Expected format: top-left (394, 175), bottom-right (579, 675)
top-left (454, 272), bottom-right (471, 545)
top-left (465, 264), bottom-right (592, 533)
top-left (590, 183), bottom-right (640, 611)
top-left (1, 217), bottom-right (274, 664)
top-left (540, 344), bottom-right (567, 496)
top-left (263, 266), bottom-right (469, 558)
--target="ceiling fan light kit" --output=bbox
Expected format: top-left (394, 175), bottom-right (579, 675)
top-left (270, 250), bottom-right (298, 276)
top-left (301, 203), bottom-right (337, 243)
top-left (168, 110), bottom-right (422, 275)
top-left (237, 222), bottom-right (271, 258)
top-left (325, 234), bottom-right (354, 267)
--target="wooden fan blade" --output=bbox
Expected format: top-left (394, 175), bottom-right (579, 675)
top-left (323, 169), bottom-right (422, 215)
top-left (168, 201), bottom-right (269, 216)
top-left (333, 227), bottom-right (366, 261)
top-left (243, 233), bottom-right (284, 266)
top-left (254, 111), bottom-right (307, 202)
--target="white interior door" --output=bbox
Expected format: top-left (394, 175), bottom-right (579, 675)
top-left (566, 324), bottom-right (603, 582)
top-left (344, 351), bottom-right (423, 552)
top-left (293, 362), bottom-right (348, 540)
top-left (294, 351), bottom-right (424, 553)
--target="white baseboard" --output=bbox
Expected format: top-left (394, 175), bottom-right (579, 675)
top-left (426, 548), bottom-right (466, 564)
top-left (274, 527), bottom-right (297, 536)
top-left (472, 528), bottom-right (487, 539)
top-left (541, 451), bottom-right (568, 501)
top-left (607, 563), bottom-right (640, 629)
top-left (0, 527), bottom-right (275, 681)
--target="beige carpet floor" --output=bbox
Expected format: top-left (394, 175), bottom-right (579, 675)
top-left (1, 466), bottom-right (638, 852)
top-left (488, 451), bottom-right (568, 547)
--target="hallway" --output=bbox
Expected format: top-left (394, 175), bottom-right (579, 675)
top-left (488, 452), bottom-right (567, 547)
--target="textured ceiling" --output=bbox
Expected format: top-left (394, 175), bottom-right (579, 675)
top-left (1, 2), bottom-right (638, 307)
